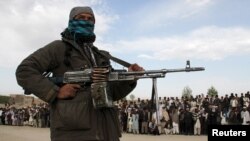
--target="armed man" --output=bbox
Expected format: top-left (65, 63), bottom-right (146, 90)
top-left (15, 5), bottom-right (205, 141)
top-left (16, 6), bottom-right (144, 141)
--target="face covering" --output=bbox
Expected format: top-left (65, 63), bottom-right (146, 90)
top-left (68, 19), bottom-right (95, 42)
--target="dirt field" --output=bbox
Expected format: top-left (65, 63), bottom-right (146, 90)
top-left (0, 125), bottom-right (207, 141)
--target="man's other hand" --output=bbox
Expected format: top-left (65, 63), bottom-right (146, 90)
top-left (128, 63), bottom-right (144, 72)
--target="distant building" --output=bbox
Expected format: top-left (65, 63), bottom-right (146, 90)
top-left (0, 104), bottom-right (4, 108)
top-left (8, 94), bottom-right (45, 108)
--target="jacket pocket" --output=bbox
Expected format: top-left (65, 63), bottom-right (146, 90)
top-left (51, 95), bottom-right (92, 130)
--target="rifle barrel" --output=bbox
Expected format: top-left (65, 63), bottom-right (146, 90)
top-left (118, 67), bottom-right (205, 75)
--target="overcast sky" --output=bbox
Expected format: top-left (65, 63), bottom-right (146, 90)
top-left (1, 0), bottom-right (250, 99)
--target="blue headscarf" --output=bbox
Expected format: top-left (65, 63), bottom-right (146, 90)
top-left (68, 19), bottom-right (95, 37)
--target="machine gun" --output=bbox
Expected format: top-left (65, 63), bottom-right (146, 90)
top-left (47, 60), bottom-right (204, 112)
top-left (50, 60), bottom-right (204, 84)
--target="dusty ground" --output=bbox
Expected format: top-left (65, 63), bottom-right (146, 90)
top-left (0, 125), bottom-right (207, 141)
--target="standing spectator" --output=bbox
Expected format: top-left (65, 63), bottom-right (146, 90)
top-left (220, 108), bottom-right (228, 125)
top-left (179, 108), bottom-right (185, 134)
top-left (184, 107), bottom-right (193, 135)
top-left (207, 107), bottom-right (218, 125)
top-left (243, 94), bottom-right (249, 108)
top-left (140, 108), bottom-right (150, 134)
top-left (160, 107), bottom-right (170, 134)
top-left (221, 95), bottom-right (230, 113)
top-left (0, 108), bottom-right (2, 125)
top-left (120, 108), bottom-right (128, 133)
top-left (200, 109), bottom-right (208, 135)
top-left (193, 108), bottom-right (201, 135)
top-left (202, 98), bottom-right (210, 112)
top-left (230, 96), bottom-right (238, 108)
top-left (190, 98), bottom-right (197, 112)
top-left (28, 109), bottom-right (34, 126)
top-left (228, 107), bottom-right (241, 125)
top-left (170, 107), bottom-right (179, 134)
top-left (132, 109), bottom-right (139, 134)
top-left (7, 110), bottom-right (12, 125)
top-left (127, 113), bottom-right (133, 133)
top-left (241, 106), bottom-right (250, 125)
top-left (213, 95), bottom-right (221, 110)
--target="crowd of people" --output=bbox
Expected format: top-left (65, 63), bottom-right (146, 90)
top-left (115, 91), bottom-right (250, 135)
top-left (0, 103), bottom-right (50, 128)
top-left (0, 91), bottom-right (250, 136)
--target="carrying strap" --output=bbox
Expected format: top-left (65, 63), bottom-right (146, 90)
top-left (96, 50), bottom-right (131, 68)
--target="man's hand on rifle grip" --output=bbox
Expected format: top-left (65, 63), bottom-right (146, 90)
top-left (57, 84), bottom-right (81, 99)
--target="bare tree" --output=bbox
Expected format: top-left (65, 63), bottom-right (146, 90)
top-left (129, 94), bottom-right (135, 101)
top-left (207, 86), bottom-right (218, 97)
top-left (182, 86), bottom-right (193, 99)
